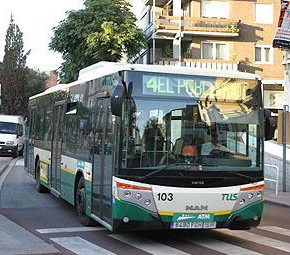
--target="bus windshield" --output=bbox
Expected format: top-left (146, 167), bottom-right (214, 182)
top-left (0, 122), bottom-right (18, 134)
top-left (118, 72), bottom-right (263, 180)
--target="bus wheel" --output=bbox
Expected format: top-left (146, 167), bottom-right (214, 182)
top-left (76, 176), bottom-right (96, 226)
top-left (35, 161), bottom-right (48, 193)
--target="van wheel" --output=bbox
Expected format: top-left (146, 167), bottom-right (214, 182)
top-left (19, 145), bottom-right (24, 156)
top-left (12, 147), bottom-right (18, 158)
top-left (76, 176), bottom-right (96, 226)
top-left (35, 161), bottom-right (48, 193)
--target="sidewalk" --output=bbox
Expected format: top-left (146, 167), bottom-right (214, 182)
top-left (0, 159), bottom-right (59, 254)
top-left (264, 191), bottom-right (290, 208)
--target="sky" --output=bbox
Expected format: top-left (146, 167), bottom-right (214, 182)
top-left (0, 0), bottom-right (142, 73)
top-left (0, 0), bottom-right (84, 72)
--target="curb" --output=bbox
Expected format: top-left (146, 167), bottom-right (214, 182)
top-left (264, 199), bottom-right (290, 209)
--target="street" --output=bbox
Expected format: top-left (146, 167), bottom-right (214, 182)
top-left (1, 157), bottom-right (290, 255)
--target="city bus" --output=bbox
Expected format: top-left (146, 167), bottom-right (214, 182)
top-left (26, 61), bottom-right (270, 232)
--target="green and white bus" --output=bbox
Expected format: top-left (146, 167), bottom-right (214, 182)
top-left (26, 61), bottom-right (270, 232)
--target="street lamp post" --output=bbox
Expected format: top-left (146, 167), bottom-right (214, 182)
top-left (282, 104), bottom-right (289, 192)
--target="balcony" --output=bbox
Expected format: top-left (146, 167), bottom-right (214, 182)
top-left (156, 58), bottom-right (239, 72)
top-left (155, 16), bottom-right (240, 38)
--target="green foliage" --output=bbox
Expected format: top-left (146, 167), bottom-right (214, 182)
top-left (49, 0), bottom-right (146, 83)
top-left (163, 45), bottom-right (173, 58)
top-left (0, 16), bottom-right (46, 117)
top-left (0, 16), bottom-right (30, 116)
top-left (25, 68), bottom-right (47, 99)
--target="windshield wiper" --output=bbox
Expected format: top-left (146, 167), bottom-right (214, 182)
top-left (139, 163), bottom-right (200, 181)
top-left (219, 171), bottom-right (257, 182)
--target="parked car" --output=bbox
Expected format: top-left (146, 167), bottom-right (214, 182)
top-left (0, 115), bottom-right (24, 158)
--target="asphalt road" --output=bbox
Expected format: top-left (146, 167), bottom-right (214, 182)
top-left (1, 158), bottom-right (290, 255)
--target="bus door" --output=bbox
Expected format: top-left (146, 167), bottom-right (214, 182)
top-left (51, 101), bottom-right (65, 193)
top-left (92, 98), bottom-right (113, 224)
top-left (27, 107), bottom-right (36, 176)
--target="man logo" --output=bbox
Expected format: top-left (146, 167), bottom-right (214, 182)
top-left (185, 205), bottom-right (208, 211)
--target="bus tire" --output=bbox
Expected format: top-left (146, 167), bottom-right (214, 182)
top-left (35, 161), bottom-right (48, 193)
top-left (76, 176), bottom-right (96, 226)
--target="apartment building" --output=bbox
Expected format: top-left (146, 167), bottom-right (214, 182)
top-left (133, 0), bottom-right (285, 111)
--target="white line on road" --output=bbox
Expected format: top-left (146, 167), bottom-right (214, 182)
top-left (0, 159), bottom-right (16, 191)
top-left (216, 229), bottom-right (290, 253)
top-left (180, 235), bottom-right (262, 255)
top-left (258, 226), bottom-right (290, 237)
top-left (51, 236), bottom-right (116, 255)
top-left (110, 233), bottom-right (190, 255)
top-left (37, 226), bottom-right (105, 234)
top-left (15, 159), bottom-right (24, 166)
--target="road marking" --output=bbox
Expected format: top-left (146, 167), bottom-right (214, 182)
top-left (110, 233), bottom-right (190, 255)
top-left (258, 226), bottom-right (290, 237)
top-left (0, 159), bottom-right (16, 191)
top-left (216, 229), bottom-right (290, 253)
top-left (37, 226), bottom-right (105, 234)
top-left (180, 235), bottom-right (262, 255)
top-left (51, 236), bottom-right (116, 255)
top-left (15, 159), bottom-right (24, 166)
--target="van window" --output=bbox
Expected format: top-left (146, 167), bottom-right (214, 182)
top-left (0, 122), bottom-right (18, 135)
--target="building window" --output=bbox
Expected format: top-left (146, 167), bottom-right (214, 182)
top-left (201, 42), bottom-right (229, 60)
top-left (254, 4), bottom-right (273, 24)
top-left (202, 0), bottom-right (229, 19)
top-left (254, 45), bottom-right (273, 64)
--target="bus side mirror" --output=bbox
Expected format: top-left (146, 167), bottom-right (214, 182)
top-left (66, 102), bottom-right (78, 115)
top-left (111, 81), bottom-right (126, 116)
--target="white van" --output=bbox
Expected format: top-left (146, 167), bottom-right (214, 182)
top-left (0, 115), bottom-right (24, 158)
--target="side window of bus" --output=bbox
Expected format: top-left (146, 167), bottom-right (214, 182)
top-left (35, 109), bottom-right (45, 141)
top-left (65, 102), bottom-right (92, 160)
top-left (44, 109), bottom-right (52, 147)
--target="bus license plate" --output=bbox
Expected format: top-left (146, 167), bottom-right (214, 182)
top-left (170, 221), bottom-right (217, 229)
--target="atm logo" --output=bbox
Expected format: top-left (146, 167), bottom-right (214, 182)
top-left (222, 193), bottom-right (238, 201)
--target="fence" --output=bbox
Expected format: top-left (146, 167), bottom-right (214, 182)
top-left (264, 164), bottom-right (279, 195)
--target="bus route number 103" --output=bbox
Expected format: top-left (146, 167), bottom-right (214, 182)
top-left (157, 193), bottom-right (173, 201)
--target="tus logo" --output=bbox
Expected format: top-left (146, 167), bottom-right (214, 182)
top-left (221, 193), bottom-right (238, 201)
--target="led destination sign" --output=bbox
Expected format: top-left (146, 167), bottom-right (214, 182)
top-left (143, 75), bottom-right (213, 98)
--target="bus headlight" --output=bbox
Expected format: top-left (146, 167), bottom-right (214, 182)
top-left (144, 199), bottom-right (151, 206)
top-left (124, 190), bottom-right (131, 198)
top-left (248, 193), bottom-right (254, 199)
top-left (135, 193), bottom-right (142, 200)
top-left (239, 199), bottom-right (245, 205)
top-left (116, 181), bottom-right (157, 213)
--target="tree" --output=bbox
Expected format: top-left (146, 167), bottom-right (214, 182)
top-left (25, 68), bottom-right (47, 101)
top-left (49, 0), bottom-right (146, 83)
top-left (0, 16), bottom-right (30, 116)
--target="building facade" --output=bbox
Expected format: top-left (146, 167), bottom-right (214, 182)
top-left (133, 0), bottom-right (285, 111)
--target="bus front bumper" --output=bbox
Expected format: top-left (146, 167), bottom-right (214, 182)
top-left (112, 199), bottom-right (263, 232)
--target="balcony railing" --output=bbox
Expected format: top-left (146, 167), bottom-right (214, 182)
top-left (155, 16), bottom-right (240, 35)
top-left (156, 58), bottom-right (239, 71)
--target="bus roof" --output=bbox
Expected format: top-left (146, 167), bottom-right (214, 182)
top-left (78, 61), bottom-right (261, 82)
top-left (30, 61), bottom-right (261, 100)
